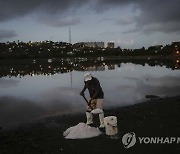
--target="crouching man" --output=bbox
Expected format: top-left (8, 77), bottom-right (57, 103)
top-left (80, 72), bottom-right (105, 128)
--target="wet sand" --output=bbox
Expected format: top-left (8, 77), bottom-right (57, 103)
top-left (0, 95), bottom-right (180, 154)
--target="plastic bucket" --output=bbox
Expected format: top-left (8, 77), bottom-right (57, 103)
top-left (104, 116), bottom-right (118, 136)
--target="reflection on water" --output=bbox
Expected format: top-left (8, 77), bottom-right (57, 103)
top-left (0, 57), bottom-right (180, 126)
top-left (0, 57), bottom-right (179, 78)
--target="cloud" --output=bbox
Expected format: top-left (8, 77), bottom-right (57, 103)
top-left (123, 75), bottom-right (180, 96)
top-left (0, 0), bottom-right (42, 22)
top-left (39, 87), bottom-right (84, 106)
top-left (92, 0), bottom-right (137, 12)
top-left (0, 0), bottom-right (180, 34)
top-left (100, 16), bottom-right (134, 26)
top-left (135, 0), bottom-right (180, 25)
top-left (116, 38), bottom-right (135, 48)
top-left (126, 22), bottom-right (180, 35)
top-left (105, 74), bottom-right (180, 107)
top-left (38, 15), bottom-right (81, 27)
top-left (115, 16), bottom-right (134, 26)
top-left (96, 0), bottom-right (180, 34)
top-left (0, 78), bottom-right (19, 88)
top-left (131, 0), bottom-right (180, 34)
top-left (0, 29), bottom-right (17, 40)
top-left (0, 0), bottom-right (89, 22)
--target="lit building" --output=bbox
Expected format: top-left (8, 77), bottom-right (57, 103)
top-left (81, 42), bottom-right (105, 48)
top-left (107, 42), bottom-right (115, 48)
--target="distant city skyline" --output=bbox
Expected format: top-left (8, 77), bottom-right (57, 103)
top-left (0, 0), bottom-right (180, 49)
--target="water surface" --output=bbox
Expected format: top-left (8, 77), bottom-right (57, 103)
top-left (0, 58), bottom-right (180, 126)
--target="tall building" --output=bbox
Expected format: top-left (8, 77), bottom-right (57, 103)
top-left (82, 42), bottom-right (105, 48)
top-left (107, 42), bottom-right (115, 48)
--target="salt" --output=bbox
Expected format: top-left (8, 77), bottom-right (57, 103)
top-left (63, 122), bottom-right (102, 139)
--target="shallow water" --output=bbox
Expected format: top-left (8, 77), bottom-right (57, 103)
top-left (0, 58), bottom-right (180, 126)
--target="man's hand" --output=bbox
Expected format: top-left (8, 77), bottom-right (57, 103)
top-left (88, 98), bottom-right (92, 106)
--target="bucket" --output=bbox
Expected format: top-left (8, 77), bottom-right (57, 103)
top-left (104, 116), bottom-right (118, 136)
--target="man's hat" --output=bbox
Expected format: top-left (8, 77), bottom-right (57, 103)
top-left (84, 72), bottom-right (92, 82)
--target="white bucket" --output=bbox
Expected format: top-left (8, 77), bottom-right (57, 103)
top-left (104, 116), bottom-right (118, 136)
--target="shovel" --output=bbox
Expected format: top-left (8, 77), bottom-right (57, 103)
top-left (81, 95), bottom-right (103, 114)
top-left (82, 94), bottom-right (89, 104)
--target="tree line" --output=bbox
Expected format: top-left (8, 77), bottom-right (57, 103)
top-left (0, 40), bottom-right (175, 60)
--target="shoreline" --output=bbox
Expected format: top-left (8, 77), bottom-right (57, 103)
top-left (0, 95), bottom-right (180, 153)
top-left (0, 55), bottom-right (179, 63)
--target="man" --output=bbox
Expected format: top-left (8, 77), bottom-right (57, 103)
top-left (80, 72), bottom-right (105, 128)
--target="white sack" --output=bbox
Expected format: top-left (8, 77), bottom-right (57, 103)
top-left (63, 122), bottom-right (102, 139)
top-left (91, 108), bottom-right (103, 114)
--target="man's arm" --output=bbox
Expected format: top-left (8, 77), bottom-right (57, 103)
top-left (80, 84), bottom-right (87, 96)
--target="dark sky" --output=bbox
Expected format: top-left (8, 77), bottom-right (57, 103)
top-left (0, 0), bottom-right (180, 48)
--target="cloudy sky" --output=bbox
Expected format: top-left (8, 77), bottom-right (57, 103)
top-left (0, 0), bottom-right (180, 48)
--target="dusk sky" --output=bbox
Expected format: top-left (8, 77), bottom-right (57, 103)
top-left (0, 0), bottom-right (180, 48)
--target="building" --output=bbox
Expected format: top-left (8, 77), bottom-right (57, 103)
top-left (80, 42), bottom-right (105, 48)
top-left (107, 42), bottom-right (115, 48)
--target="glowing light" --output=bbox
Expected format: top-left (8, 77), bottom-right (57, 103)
top-left (48, 59), bottom-right (52, 63)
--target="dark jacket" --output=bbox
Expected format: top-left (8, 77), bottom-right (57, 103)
top-left (84, 77), bottom-right (104, 99)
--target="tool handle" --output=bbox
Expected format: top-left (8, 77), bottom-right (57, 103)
top-left (82, 95), bottom-right (89, 104)
top-left (82, 95), bottom-right (94, 110)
